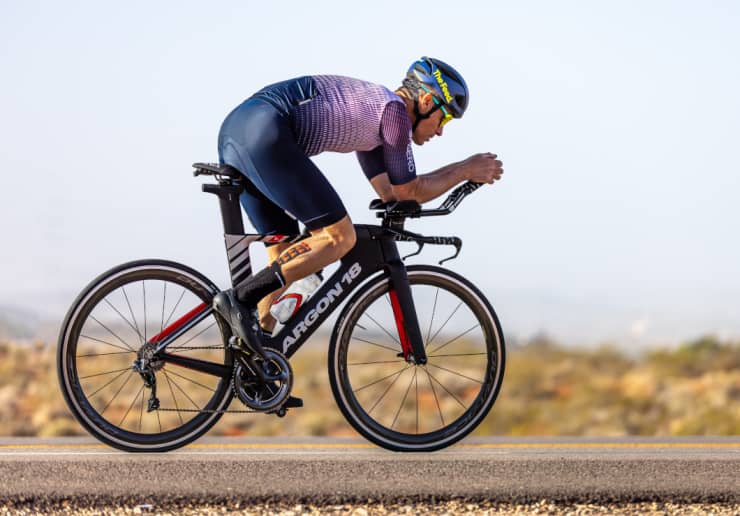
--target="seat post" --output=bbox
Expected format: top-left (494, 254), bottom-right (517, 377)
top-left (202, 183), bottom-right (245, 235)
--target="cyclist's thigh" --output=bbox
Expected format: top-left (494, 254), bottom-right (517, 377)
top-left (240, 169), bottom-right (300, 235)
top-left (219, 114), bottom-right (298, 235)
top-left (219, 100), bottom-right (346, 232)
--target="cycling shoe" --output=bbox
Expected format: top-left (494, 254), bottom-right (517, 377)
top-left (212, 289), bottom-right (258, 346)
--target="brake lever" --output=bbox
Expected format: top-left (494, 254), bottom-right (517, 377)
top-left (438, 237), bottom-right (462, 265)
top-left (402, 241), bottom-right (424, 261)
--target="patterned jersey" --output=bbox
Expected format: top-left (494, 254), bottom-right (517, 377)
top-left (254, 75), bottom-right (417, 185)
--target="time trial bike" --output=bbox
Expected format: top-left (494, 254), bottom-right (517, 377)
top-left (57, 162), bottom-right (505, 452)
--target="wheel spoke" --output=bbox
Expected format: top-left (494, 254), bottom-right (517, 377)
top-left (351, 336), bottom-right (400, 354)
top-left (366, 366), bottom-right (410, 415)
top-left (87, 369), bottom-right (131, 398)
top-left (426, 301), bottom-right (463, 349)
top-left (170, 321), bottom-right (218, 349)
top-left (362, 310), bottom-right (401, 346)
top-left (89, 316), bottom-right (136, 352)
top-left (80, 366), bottom-right (132, 380)
top-left (392, 368), bottom-right (417, 430)
top-left (142, 281), bottom-right (147, 343)
top-left (415, 369), bottom-right (419, 434)
top-left (100, 371), bottom-right (134, 415)
top-left (353, 365), bottom-right (410, 393)
top-left (424, 366), bottom-right (445, 426)
top-left (119, 383), bottom-right (146, 427)
top-left (163, 370), bottom-right (202, 409)
top-left (428, 324), bottom-right (481, 355)
top-left (160, 281), bottom-right (167, 335)
top-left (425, 368), bottom-right (467, 410)
top-left (163, 370), bottom-right (184, 424)
top-left (162, 367), bottom-right (216, 393)
top-left (427, 362), bottom-right (483, 384)
top-left (139, 386), bottom-right (146, 432)
top-left (122, 286), bottom-right (143, 342)
top-left (103, 298), bottom-right (144, 344)
top-left (163, 288), bottom-right (187, 329)
top-left (77, 350), bottom-right (135, 358)
top-left (425, 288), bottom-right (439, 347)
top-left (427, 352), bottom-right (488, 358)
top-left (348, 360), bottom-right (404, 366)
top-left (79, 334), bottom-right (134, 354)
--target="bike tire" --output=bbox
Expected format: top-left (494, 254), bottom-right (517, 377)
top-left (57, 259), bottom-right (234, 452)
top-left (328, 265), bottom-right (505, 452)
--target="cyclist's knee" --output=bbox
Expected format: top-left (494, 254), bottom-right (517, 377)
top-left (318, 216), bottom-right (356, 259)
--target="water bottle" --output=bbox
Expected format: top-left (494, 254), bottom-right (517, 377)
top-left (269, 273), bottom-right (323, 323)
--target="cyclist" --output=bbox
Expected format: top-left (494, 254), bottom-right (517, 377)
top-left (213, 57), bottom-right (503, 351)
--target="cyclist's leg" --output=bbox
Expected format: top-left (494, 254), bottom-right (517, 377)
top-left (257, 217), bottom-right (356, 332)
top-left (217, 99), bottom-right (355, 319)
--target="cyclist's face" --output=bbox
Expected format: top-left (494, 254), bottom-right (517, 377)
top-left (412, 91), bottom-right (447, 145)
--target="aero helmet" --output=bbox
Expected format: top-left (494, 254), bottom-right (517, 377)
top-left (407, 56), bottom-right (469, 118)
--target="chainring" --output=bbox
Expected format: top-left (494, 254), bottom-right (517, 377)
top-left (231, 349), bottom-right (292, 412)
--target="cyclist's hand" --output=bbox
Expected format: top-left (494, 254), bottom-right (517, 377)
top-left (462, 153), bottom-right (503, 184)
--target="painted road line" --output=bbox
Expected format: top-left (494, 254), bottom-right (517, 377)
top-left (0, 442), bottom-right (738, 451)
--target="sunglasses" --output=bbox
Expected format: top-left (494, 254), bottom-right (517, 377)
top-left (421, 84), bottom-right (454, 128)
top-left (433, 97), bottom-right (454, 128)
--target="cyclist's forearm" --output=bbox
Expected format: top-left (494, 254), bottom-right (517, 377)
top-left (406, 161), bottom-right (467, 204)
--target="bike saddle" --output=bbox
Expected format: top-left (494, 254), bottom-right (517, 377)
top-left (369, 199), bottom-right (422, 217)
top-left (192, 162), bottom-right (242, 179)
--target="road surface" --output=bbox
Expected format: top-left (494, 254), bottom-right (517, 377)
top-left (0, 437), bottom-right (738, 506)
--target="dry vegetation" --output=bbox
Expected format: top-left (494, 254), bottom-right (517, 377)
top-left (1, 336), bottom-right (738, 438)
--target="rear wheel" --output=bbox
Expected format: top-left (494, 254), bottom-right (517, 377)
top-left (329, 265), bottom-right (505, 452)
top-left (57, 260), bottom-right (233, 452)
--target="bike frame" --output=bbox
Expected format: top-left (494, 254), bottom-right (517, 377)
top-left (152, 178), bottom-right (436, 379)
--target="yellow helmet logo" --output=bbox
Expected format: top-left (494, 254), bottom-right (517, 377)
top-left (433, 69), bottom-right (454, 104)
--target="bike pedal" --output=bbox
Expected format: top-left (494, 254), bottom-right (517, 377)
top-left (284, 395), bottom-right (303, 408)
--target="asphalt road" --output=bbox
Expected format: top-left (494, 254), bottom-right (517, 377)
top-left (0, 437), bottom-right (738, 505)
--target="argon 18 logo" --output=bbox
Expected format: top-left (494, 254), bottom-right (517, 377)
top-left (282, 263), bottom-right (362, 353)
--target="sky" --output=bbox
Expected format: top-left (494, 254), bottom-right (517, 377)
top-left (1, 1), bottom-right (739, 348)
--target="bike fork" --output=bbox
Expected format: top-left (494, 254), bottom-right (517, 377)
top-left (381, 243), bottom-right (427, 365)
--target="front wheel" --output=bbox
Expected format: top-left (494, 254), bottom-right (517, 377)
top-left (328, 265), bottom-right (505, 452)
top-left (57, 260), bottom-right (234, 452)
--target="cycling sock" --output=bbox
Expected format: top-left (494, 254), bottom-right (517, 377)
top-left (235, 261), bottom-right (286, 307)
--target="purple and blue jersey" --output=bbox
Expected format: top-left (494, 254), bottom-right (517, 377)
top-left (288, 76), bottom-right (416, 185)
top-left (218, 75), bottom-right (415, 234)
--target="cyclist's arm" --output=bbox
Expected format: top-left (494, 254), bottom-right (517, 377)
top-left (367, 101), bottom-right (503, 204)
top-left (391, 163), bottom-right (466, 204)
top-left (368, 168), bottom-right (461, 203)
top-left (373, 153), bottom-right (504, 204)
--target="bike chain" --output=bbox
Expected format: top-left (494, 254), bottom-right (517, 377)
top-left (152, 345), bottom-right (281, 414)
top-left (154, 346), bottom-right (259, 414)
top-left (155, 407), bottom-right (260, 414)
top-left (164, 345), bottom-right (227, 351)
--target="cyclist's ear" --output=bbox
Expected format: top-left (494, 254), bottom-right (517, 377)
top-left (418, 91), bottom-right (435, 111)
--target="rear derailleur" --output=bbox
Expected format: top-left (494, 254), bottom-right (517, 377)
top-left (132, 341), bottom-right (163, 412)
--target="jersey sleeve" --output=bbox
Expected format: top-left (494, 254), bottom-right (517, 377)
top-left (356, 146), bottom-right (385, 181)
top-left (379, 101), bottom-right (417, 185)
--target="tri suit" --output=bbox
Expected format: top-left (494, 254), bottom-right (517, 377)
top-left (217, 75), bottom-right (417, 235)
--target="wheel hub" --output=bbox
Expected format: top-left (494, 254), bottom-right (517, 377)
top-left (136, 341), bottom-right (165, 372)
